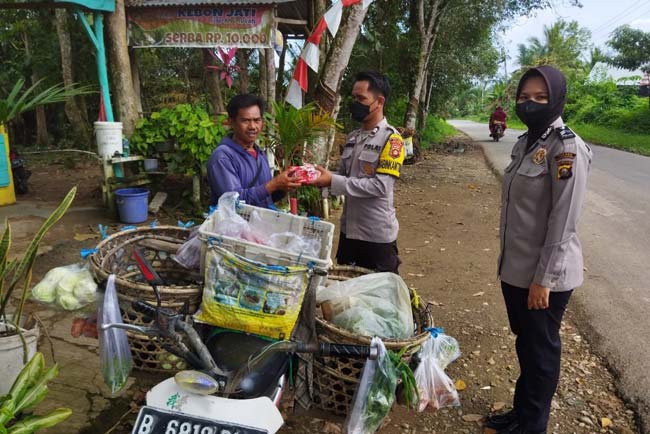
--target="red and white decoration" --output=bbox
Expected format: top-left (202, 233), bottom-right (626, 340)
top-left (285, 0), bottom-right (374, 108)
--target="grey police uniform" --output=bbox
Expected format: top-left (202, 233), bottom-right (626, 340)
top-left (330, 118), bottom-right (404, 244)
top-left (499, 117), bottom-right (593, 291)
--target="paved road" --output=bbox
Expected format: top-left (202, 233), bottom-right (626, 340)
top-left (450, 120), bottom-right (650, 432)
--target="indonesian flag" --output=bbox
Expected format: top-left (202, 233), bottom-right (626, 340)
top-left (285, 0), bottom-right (375, 109)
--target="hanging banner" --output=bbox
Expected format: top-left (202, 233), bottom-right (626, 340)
top-left (128, 5), bottom-right (274, 48)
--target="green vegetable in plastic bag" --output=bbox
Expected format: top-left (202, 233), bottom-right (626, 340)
top-left (346, 338), bottom-right (398, 434)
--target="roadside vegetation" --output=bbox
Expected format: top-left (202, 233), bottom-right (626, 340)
top-left (451, 19), bottom-right (650, 155)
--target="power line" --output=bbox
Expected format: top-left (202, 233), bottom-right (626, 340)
top-left (591, 1), bottom-right (645, 33)
top-left (591, 1), bottom-right (650, 38)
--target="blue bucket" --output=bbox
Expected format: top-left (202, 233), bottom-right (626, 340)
top-left (115, 188), bottom-right (149, 223)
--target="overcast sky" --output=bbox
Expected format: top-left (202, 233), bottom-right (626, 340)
top-left (501, 0), bottom-right (650, 73)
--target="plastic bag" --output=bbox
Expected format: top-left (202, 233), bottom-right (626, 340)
top-left (32, 263), bottom-right (98, 310)
top-left (316, 273), bottom-right (414, 339)
top-left (414, 330), bottom-right (461, 412)
top-left (98, 274), bottom-right (133, 394)
top-left (175, 227), bottom-right (202, 270)
top-left (346, 338), bottom-right (397, 434)
top-left (213, 192), bottom-right (266, 244)
top-left (31, 264), bottom-right (81, 303)
top-left (195, 246), bottom-right (309, 339)
top-left (268, 232), bottom-right (320, 258)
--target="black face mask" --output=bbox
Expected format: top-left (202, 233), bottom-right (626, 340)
top-left (515, 100), bottom-right (549, 129)
top-left (350, 101), bottom-right (372, 122)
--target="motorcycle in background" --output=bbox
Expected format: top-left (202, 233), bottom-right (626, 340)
top-left (10, 150), bottom-right (31, 194)
top-left (491, 121), bottom-right (505, 142)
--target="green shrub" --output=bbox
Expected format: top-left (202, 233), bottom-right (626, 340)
top-left (130, 104), bottom-right (227, 176)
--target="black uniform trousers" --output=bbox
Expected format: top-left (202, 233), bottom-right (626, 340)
top-left (336, 232), bottom-right (401, 274)
top-left (501, 281), bottom-right (572, 433)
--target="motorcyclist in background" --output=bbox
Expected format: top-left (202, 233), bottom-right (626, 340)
top-left (489, 105), bottom-right (508, 138)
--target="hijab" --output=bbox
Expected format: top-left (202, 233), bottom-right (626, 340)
top-left (515, 65), bottom-right (567, 146)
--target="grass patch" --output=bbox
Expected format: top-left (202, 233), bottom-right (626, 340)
top-left (572, 124), bottom-right (650, 156)
top-left (420, 116), bottom-right (458, 148)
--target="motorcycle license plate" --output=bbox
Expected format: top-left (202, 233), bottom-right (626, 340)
top-left (132, 406), bottom-right (268, 434)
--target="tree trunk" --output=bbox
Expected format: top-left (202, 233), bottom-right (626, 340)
top-left (312, 2), bottom-right (370, 167)
top-left (236, 49), bottom-right (251, 93)
top-left (403, 0), bottom-right (448, 130)
top-left (202, 49), bottom-right (225, 115)
top-left (106, 0), bottom-right (138, 136)
top-left (417, 72), bottom-right (428, 130)
top-left (22, 31), bottom-right (49, 146)
top-left (55, 9), bottom-right (92, 148)
top-left (276, 36), bottom-right (287, 100)
top-left (129, 47), bottom-right (143, 115)
top-left (259, 49), bottom-right (268, 103)
top-left (265, 48), bottom-right (276, 107)
top-left (315, 3), bottom-right (369, 115)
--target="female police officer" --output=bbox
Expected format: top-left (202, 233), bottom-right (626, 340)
top-left (485, 66), bottom-right (593, 434)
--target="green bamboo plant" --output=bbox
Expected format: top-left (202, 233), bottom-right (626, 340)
top-left (0, 79), bottom-right (94, 126)
top-left (0, 187), bottom-right (76, 346)
top-left (0, 352), bottom-right (72, 434)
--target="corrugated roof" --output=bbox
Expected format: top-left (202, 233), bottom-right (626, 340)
top-left (126, 0), bottom-right (295, 7)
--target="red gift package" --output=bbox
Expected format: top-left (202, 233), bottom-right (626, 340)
top-left (289, 163), bottom-right (321, 183)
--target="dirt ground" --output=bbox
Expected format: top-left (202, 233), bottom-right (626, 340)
top-left (280, 141), bottom-right (640, 434)
top-left (10, 139), bottom-right (642, 434)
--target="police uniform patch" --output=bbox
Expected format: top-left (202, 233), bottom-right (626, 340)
top-left (376, 133), bottom-right (405, 178)
top-left (532, 148), bottom-right (547, 165)
top-left (555, 152), bottom-right (576, 180)
top-left (363, 162), bottom-right (375, 176)
top-left (389, 136), bottom-right (403, 158)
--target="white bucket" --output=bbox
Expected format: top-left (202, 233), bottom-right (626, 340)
top-left (95, 121), bottom-right (123, 158)
top-left (0, 322), bottom-right (39, 396)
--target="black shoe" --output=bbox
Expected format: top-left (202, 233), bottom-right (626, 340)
top-left (484, 409), bottom-right (518, 430)
top-left (497, 425), bottom-right (546, 434)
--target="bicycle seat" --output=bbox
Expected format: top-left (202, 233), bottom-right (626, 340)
top-left (206, 331), bottom-right (290, 399)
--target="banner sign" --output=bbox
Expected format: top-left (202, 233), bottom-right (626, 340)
top-left (128, 5), bottom-right (274, 48)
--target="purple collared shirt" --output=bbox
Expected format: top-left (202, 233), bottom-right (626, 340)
top-left (207, 136), bottom-right (274, 207)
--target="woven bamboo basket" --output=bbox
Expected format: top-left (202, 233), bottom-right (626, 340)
top-left (313, 265), bottom-right (433, 416)
top-left (89, 226), bottom-right (202, 372)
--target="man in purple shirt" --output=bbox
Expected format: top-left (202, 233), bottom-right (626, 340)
top-left (207, 94), bottom-right (300, 207)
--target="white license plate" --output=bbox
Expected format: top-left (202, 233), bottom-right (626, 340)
top-left (132, 406), bottom-right (268, 434)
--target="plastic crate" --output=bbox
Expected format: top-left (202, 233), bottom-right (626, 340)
top-left (198, 203), bottom-right (334, 270)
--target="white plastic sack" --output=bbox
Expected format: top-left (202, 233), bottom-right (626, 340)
top-left (414, 331), bottom-right (461, 412)
top-left (32, 263), bottom-right (98, 310)
top-left (213, 192), bottom-right (266, 244)
top-left (345, 338), bottom-right (397, 434)
top-left (31, 264), bottom-right (81, 303)
top-left (268, 232), bottom-right (320, 258)
top-left (98, 274), bottom-right (133, 394)
top-left (316, 273), bottom-right (414, 339)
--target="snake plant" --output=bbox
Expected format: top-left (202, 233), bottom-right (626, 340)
top-left (0, 352), bottom-right (72, 433)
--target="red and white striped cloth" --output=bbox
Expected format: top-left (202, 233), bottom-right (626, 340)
top-left (285, 0), bottom-right (374, 108)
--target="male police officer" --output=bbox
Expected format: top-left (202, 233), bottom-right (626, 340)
top-left (311, 71), bottom-right (404, 273)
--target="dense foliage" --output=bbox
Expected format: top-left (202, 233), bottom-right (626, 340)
top-left (130, 104), bottom-right (227, 176)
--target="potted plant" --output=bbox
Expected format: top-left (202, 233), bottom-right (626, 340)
top-left (0, 352), bottom-right (72, 433)
top-left (0, 187), bottom-right (76, 395)
top-left (264, 101), bottom-right (338, 215)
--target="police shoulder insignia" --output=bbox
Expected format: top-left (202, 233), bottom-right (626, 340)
top-left (554, 152), bottom-right (576, 180)
top-left (540, 127), bottom-right (554, 141)
top-left (556, 126), bottom-right (576, 140)
top-left (376, 133), bottom-right (405, 177)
